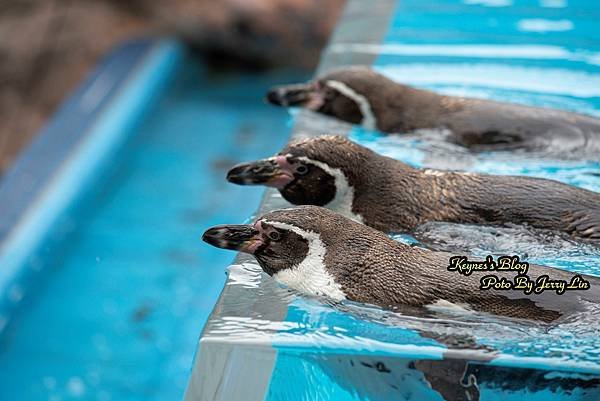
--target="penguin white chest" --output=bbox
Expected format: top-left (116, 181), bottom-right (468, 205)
top-left (267, 221), bottom-right (347, 301)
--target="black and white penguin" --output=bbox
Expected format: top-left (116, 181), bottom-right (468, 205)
top-left (266, 66), bottom-right (600, 155)
top-left (202, 206), bottom-right (600, 323)
top-left (226, 136), bottom-right (600, 245)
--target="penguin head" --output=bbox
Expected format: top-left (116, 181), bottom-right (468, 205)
top-left (203, 206), bottom-right (395, 300)
top-left (266, 66), bottom-right (382, 130)
top-left (202, 210), bottom-right (310, 276)
top-left (227, 136), bottom-right (371, 215)
top-left (202, 206), bottom-right (347, 283)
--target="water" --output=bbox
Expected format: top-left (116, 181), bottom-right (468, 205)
top-left (197, 1), bottom-right (600, 400)
top-left (0, 59), bottom-right (303, 401)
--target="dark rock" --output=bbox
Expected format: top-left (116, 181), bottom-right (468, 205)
top-left (0, 0), bottom-right (344, 173)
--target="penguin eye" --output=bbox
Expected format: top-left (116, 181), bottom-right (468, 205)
top-left (295, 165), bottom-right (309, 175)
top-left (268, 230), bottom-right (281, 241)
top-left (325, 88), bottom-right (338, 100)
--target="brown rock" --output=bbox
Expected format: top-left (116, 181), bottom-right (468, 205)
top-left (0, 0), bottom-right (344, 174)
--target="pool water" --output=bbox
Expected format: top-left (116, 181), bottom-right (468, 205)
top-left (0, 59), bottom-right (303, 401)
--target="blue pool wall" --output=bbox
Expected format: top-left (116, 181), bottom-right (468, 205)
top-left (0, 39), bottom-right (184, 324)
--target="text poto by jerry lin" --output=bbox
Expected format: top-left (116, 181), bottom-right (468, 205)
top-left (447, 255), bottom-right (590, 295)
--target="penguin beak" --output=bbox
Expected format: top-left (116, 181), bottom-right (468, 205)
top-left (202, 224), bottom-right (264, 254)
top-left (266, 82), bottom-right (323, 108)
top-left (227, 156), bottom-right (294, 189)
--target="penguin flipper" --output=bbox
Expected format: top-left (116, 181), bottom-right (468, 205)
top-left (457, 130), bottom-right (527, 151)
top-left (565, 208), bottom-right (600, 244)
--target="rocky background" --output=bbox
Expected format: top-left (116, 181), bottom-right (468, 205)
top-left (0, 0), bottom-right (344, 174)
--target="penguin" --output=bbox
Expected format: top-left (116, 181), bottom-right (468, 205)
top-left (266, 66), bottom-right (600, 155)
top-left (202, 205), bottom-right (600, 323)
top-left (226, 136), bottom-right (600, 245)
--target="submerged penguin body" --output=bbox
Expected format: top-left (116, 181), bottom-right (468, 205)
top-left (267, 67), bottom-right (600, 155)
top-left (227, 136), bottom-right (600, 245)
